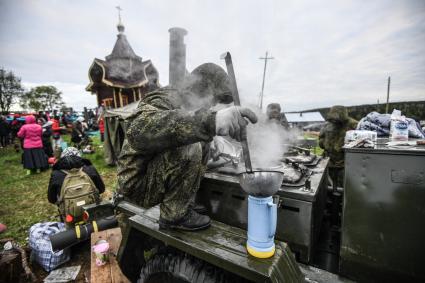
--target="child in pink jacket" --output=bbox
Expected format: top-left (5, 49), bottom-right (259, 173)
top-left (17, 115), bottom-right (48, 174)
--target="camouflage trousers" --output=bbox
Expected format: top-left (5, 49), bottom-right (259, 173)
top-left (140, 142), bottom-right (205, 221)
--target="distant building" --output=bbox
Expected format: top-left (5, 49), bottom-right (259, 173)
top-left (285, 111), bottom-right (325, 128)
top-left (86, 19), bottom-right (159, 108)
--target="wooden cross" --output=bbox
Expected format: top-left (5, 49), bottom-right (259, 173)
top-left (116, 6), bottom-right (123, 23)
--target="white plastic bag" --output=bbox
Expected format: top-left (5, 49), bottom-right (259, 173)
top-left (345, 130), bottom-right (377, 144)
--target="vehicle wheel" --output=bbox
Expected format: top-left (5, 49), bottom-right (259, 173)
top-left (138, 251), bottom-right (248, 283)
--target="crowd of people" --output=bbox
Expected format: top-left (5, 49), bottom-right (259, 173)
top-left (0, 108), bottom-right (107, 233)
top-left (0, 108), bottom-right (105, 174)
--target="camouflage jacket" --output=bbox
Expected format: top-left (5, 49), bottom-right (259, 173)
top-left (117, 88), bottom-right (216, 199)
top-left (319, 118), bottom-right (357, 168)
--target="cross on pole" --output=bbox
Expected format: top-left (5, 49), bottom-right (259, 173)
top-left (116, 6), bottom-right (123, 24)
top-left (259, 51), bottom-right (274, 109)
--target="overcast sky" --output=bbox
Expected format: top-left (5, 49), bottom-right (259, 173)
top-left (1, 0), bottom-right (424, 111)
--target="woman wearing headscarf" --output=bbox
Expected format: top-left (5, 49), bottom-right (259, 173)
top-left (17, 115), bottom-right (48, 174)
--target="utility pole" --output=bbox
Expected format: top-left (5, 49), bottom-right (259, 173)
top-left (385, 76), bottom-right (391, 114)
top-left (259, 51), bottom-right (274, 110)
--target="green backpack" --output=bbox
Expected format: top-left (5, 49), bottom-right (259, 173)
top-left (58, 167), bottom-right (100, 226)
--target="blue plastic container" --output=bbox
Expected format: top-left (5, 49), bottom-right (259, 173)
top-left (60, 141), bottom-right (68, 150)
top-left (246, 195), bottom-right (277, 258)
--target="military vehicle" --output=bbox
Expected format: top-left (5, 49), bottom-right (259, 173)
top-left (51, 27), bottom-right (424, 282)
top-left (75, 139), bottom-right (422, 283)
top-left (52, 141), bottom-right (349, 282)
top-left (112, 145), bottom-right (344, 283)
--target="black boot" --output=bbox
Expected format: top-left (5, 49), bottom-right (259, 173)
top-left (159, 209), bottom-right (211, 231)
top-left (191, 203), bottom-right (207, 214)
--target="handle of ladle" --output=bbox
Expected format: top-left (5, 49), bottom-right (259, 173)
top-left (241, 126), bottom-right (253, 173)
top-left (221, 52), bottom-right (253, 173)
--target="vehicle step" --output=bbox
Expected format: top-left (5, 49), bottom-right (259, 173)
top-left (128, 205), bottom-right (304, 283)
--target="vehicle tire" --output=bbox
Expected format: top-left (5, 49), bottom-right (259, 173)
top-left (138, 251), bottom-right (248, 283)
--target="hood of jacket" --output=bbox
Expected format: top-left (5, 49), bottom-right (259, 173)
top-left (25, 115), bottom-right (36, 124)
top-left (53, 155), bottom-right (93, 170)
top-left (327, 106), bottom-right (349, 123)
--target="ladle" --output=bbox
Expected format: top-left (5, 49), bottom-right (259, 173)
top-left (222, 52), bottom-right (283, 258)
top-left (221, 52), bottom-right (284, 197)
top-left (239, 168), bottom-right (285, 197)
top-left (221, 52), bottom-right (253, 173)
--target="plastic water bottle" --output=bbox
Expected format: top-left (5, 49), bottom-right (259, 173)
top-left (390, 109), bottom-right (408, 141)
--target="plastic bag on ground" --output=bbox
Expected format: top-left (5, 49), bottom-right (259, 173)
top-left (29, 222), bottom-right (70, 272)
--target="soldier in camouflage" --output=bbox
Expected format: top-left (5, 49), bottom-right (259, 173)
top-left (266, 103), bottom-right (289, 128)
top-left (319, 105), bottom-right (357, 188)
top-left (117, 63), bottom-right (257, 231)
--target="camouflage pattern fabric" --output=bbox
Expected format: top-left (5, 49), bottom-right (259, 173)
top-left (117, 88), bottom-right (216, 221)
top-left (319, 106), bottom-right (358, 168)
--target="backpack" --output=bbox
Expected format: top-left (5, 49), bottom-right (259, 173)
top-left (57, 167), bottom-right (100, 226)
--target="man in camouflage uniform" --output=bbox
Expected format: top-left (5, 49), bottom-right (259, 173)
top-left (117, 63), bottom-right (257, 231)
top-left (266, 103), bottom-right (289, 128)
top-left (319, 105), bottom-right (358, 188)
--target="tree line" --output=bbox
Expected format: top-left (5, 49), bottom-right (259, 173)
top-left (0, 67), bottom-right (66, 114)
top-left (305, 101), bottom-right (425, 122)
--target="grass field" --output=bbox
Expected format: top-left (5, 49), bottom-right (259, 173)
top-left (0, 135), bottom-right (117, 245)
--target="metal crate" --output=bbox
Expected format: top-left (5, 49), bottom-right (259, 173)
top-left (341, 143), bottom-right (425, 282)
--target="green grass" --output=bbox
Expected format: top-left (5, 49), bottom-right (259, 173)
top-left (301, 132), bottom-right (324, 156)
top-left (0, 135), bottom-right (117, 245)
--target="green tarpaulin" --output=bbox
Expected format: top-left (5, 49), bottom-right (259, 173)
top-left (103, 102), bottom-right (139, 165)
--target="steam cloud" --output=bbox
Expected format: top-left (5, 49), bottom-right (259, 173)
top-left (246, 108), bottom-right (299, 169)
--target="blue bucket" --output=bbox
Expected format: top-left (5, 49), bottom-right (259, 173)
top-left (246, 195), bottom-right (277, 258)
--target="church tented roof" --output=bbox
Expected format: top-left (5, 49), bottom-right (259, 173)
top-left (86, 23), bottom-right (158, 91)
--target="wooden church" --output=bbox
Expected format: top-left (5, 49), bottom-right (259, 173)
top-left (86, 18), bottom-right (159, 108)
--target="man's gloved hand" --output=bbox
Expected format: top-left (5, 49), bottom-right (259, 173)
top-left (215, 106), bottom-right (258, 141)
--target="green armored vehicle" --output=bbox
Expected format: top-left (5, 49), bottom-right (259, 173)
top-left (115, 200), bottom-right (302, 282)
top-left (110, 146), bottom-right (351, 283)
top-left (102, 140), bottom-right (424, 283)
